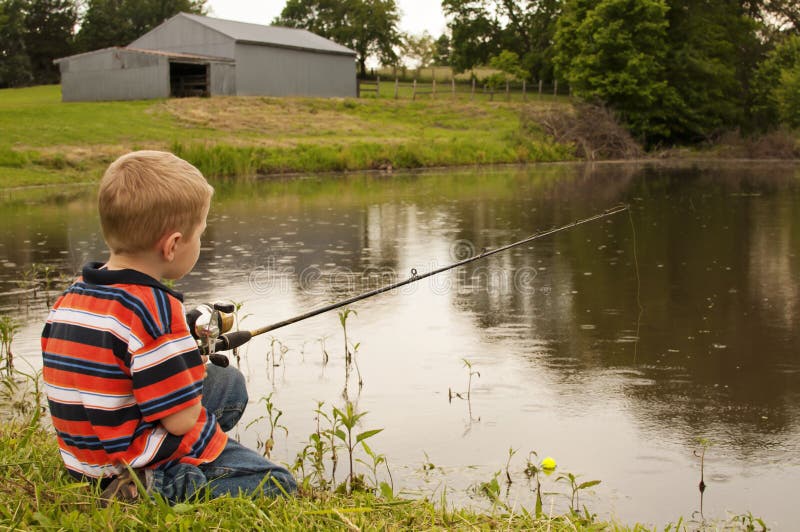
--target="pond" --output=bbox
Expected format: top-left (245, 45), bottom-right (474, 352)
top-left (2, 161), bottom-right (799, 528)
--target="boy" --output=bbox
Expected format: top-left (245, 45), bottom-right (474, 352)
top-left (41, 151), bottom-right (296, 503)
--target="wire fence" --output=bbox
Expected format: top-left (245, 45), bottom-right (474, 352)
top-left (358, 77), bottom-right (571, 103)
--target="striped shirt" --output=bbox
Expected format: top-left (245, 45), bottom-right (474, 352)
top-left (41, 262), bottom-right (227, 481)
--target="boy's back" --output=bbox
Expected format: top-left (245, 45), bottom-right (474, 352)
top-left (42, 262), bottom-right (226, 481)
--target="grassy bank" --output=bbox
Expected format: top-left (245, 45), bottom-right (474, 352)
top-left (0, 372), bottom-right (605, 531)
top-left (0, 85), bottom-right (574, 188)
top-left (0, 366), bottom-right (768, 531)
top-left (0, 419), bottom-right (588, 531)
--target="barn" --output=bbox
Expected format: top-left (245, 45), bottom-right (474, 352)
top-left (55, 13), bottom-right (358, 102)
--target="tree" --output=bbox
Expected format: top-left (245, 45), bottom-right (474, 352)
top-left (442, 0), bottom-right (563, 80)
top-left (432, 34), bottom-right (451, 65)
top-left (22, 0), bottom-right (77, 84)
top-left (77, 0), bottom-right (207, 52)
top-left (402, 31), bottom-right (435, 69)
top-left (554, 0), bottom-right (676, 142)
top-left (441, 0), bottom-right (501, 72)
top-left (663, 0), bottom-right (761, 141)
top-left (751, 35), bottom-right (800, 128)
top-left (555, 0), bottom-right (763, 144)
top-left (0, 0), bottom-right (33, 87)
top-left (740, 0), bottom-right (800, 33)
top-left (775, 64), bottom-right (800, 127)
top-left (489, 50), bottom-right (528, 80)
top-left (275, 0), bottom-right (401, 77)
top-left (0, 0), bottom-right (77, 86)
top-left (485, 49), bottom-right (529, 90)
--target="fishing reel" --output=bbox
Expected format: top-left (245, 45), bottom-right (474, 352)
top-left (186, 302), bottom-right (237, 368)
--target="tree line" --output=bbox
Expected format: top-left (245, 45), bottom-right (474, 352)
top-left (0, 0), bottom-right (205, 87)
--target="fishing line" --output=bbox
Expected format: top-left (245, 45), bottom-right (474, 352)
top-left (628, 206), bottom-right (643, 364)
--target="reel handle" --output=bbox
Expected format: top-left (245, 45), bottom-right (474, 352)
top-left (204, 331), bottom-right (254, 368)
top-left (209, 354), bottom-right (229, 367)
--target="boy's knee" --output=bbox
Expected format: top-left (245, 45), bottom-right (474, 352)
top-left (206, 365), bottom-right (248, 401)
top-left (203, 365), bottom-right (249, 431)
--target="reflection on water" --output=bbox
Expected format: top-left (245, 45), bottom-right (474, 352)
top-left (2, 161), bottom-right (799, 527)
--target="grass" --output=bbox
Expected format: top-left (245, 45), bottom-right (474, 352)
top-left (0, 365), bottom-right (769, 532)
top-left (0, 372), bottom-right (603, 531)
top-left (0, 419), bottom-right (588, 531)
top-left (0, 84), bottom-right (575, 188)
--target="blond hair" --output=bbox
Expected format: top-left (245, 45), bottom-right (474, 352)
top-left (99, 151), bottom-right (214, 254)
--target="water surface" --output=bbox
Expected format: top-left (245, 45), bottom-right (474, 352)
top-left (2, 161), bottom-right (799, 527)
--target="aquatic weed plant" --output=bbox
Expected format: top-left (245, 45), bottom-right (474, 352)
top-left (0, 316), bottom-right (19, 375)
top-left (14, 263), bottom-right (69, 310)
top-left (0, 367), bottom-right (771, 531)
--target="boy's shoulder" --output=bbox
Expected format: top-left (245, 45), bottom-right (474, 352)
top-left (62, 262), bottom-right (188, 338)
top-left (80, 262), bottom-right (184, 302)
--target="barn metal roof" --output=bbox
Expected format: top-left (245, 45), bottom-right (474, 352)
top-left (180, 13), bottom-right (357, 56)
top-left (54, 46), bottom-right (235, 64)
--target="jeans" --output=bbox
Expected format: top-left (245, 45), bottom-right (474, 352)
top-left (150, 364), bottom-right (297, 503)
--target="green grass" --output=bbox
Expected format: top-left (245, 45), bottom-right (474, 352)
top-left (0, 367), bottom-right (769, 531)
top-left (0, 419), bottom-right (594, 531)
top-left (0, 370), bottom-right (606, 531)
top-left (0, 84), bottom-right (576, 188)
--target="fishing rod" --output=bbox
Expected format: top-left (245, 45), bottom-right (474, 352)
top-left (197, 203), bottom-right (630, 367)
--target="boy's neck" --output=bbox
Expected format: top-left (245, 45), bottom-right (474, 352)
top-left (105, 251), bottom-right (167, 281)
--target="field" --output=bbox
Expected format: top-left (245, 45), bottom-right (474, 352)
top-left (0, 85), bottom-right (575, 188)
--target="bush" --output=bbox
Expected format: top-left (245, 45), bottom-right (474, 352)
top-left (776, 66), bottom-right (800, 129)
top-left (524, 103), bottom-right (643, 160)
top-left (713, 129), bottom-right (800, 159)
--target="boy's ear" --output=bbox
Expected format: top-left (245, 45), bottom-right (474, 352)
top-left (159, 231), bottom-right (183, 262)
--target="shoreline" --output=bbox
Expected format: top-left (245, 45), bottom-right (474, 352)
top-left (2, 85), bottom-right (797, 191)
top-left (2, 157), bottom-right (799, 196)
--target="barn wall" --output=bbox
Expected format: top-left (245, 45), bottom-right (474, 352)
top-left (59, 50), bottom-right (169, 102)
top-left (210, 63), bottom-right (236, 95)
top-left (234, 43), bottom-right (356, 97)
top-left (130, 16), bottom-right (236, 59)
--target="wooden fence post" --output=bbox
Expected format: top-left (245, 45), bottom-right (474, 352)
top-left (432, 78), bottom-right (436, 98)
top-left (412, 79), bottom-right (417, 101)
top-left (505, 80), bottom-right (510, 101)
top-left (394, 77), bottom-right (399, 99)
top-left (554, 79), bottom-right (558, 97)
top-left (471, 78), bottom-right (475, 101)
top-left (376, 76), bottom-right (380, 98)
top-left (538, 79), bottom-right (543, 98)
top-left (523, 79), bottom-right (527, 101)
top-left (452, 77), bottom-right (455, 98)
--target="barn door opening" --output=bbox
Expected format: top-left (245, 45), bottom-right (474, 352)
top-left (170, 62), bottom-right (209, 97)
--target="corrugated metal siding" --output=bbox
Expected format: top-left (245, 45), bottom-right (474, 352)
top-left (59, 49), bottom-right (169, 102)
top-left (210, 63), bottom-right (236, 95)
top-left (235, 43), bottom-right (356, 97)
top-left (130, 16), bottom-right (236, 59)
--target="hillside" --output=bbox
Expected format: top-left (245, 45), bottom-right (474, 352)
top-left (0, 85), bottom-right (575, 188)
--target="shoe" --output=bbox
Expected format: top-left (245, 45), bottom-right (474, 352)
top-left (99, 468), bottom-right (151, 507)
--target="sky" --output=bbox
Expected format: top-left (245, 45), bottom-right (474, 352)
top-left (205, 0), bottom-right (448, 37)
